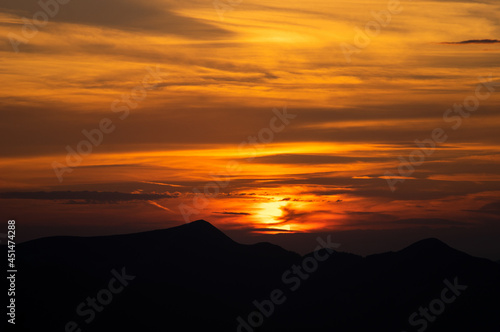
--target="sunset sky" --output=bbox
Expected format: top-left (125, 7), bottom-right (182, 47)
top-left (1, 0), bottom-right (499, 258)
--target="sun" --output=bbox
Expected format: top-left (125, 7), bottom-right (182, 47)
top-left (254, 200), bottom-right (295, 232)
top-left (257, 200), bottom-right (287, 224)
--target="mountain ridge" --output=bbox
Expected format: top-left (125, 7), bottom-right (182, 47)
top-left (7, 220), bottom-right (500, 332)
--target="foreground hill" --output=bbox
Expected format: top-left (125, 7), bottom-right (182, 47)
top-left (5, 220), bottom-right (500, 331)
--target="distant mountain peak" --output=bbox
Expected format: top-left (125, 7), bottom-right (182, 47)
top-left (413, 237), bottom-right (448, 247)
top-left (398, 237), bottom-right (457, 256)
top-left (189, 219), bottom-right (214, 227)
top-left (185, 219), bottom-right (223, 233)
top-left (178, 219), bottom-right (235, 244)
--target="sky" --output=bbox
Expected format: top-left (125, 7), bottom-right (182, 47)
top-left (1, 0), bottom-right (499, 258)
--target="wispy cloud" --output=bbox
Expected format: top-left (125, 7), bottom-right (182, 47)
top-left (148, 200), bottom-right (174, 213)
top-left (0, 191), bottom-right (178, 203)
top-left (141, 181), bottom-right (184, 187)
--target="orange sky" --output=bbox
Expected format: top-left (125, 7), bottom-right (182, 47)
top-left (1, 0), bottom-right (500, 254)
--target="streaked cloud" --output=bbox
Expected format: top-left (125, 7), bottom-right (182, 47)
top-left (0, 191), bottom-right (178, 202)
top-left (1, 0), bottom-right (233, 39)
top-left (0, 0), bottom-right (499, 239)
top-left (441, 39), bottom-right (500, 45)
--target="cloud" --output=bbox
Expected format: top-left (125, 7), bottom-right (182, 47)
top-left (2, 102), bottom-right (499, 158)
top-left (0, 191), bottom-right (178, 203)
top-left (468, 201), bottom-right (500, 216)
top-left (148, 200), bottom-right (174, 213)
top-left (479, 201), bottom-right (500, 211)
top-left (249, 154), bottom-right (389, 165)
top-left (1, 0), bottom-right (232, 39)
top-left (392, 218), bottom-right (467, 226)
top-left (76, 164), bottom-right (144, 169)
top-left (251, 228), bottom-right (295, 233)
top-left (214, 211), bottom-right (252, 215)
top-left (441, 39), bottom-right (500, 45)
top-left (141, 181), bottom-right (184, 188)
top-left (274, 204), bottom-right (319, 224)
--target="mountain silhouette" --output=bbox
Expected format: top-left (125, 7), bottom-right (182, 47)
top-left (5, 220), bottom-right (500, 332)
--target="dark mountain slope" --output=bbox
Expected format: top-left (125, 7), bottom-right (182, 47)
top-left (5, 221), bottom-right (500, 332)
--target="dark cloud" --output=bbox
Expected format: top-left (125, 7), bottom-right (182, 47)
top-left (467, 201), bottom-right (500, 216)
top-left (1, 0), bottom-right (232, 39)
top-left (479, 201), bottom-right (500, 211)
top-left (249, 154), bottom-right (389, 165)
top-left (274, 204), bottom-right (324, 224)
top-left (0, 191), bottom-right (177, 203)
top-left (2, 102), bottom-right (499, 158)
top-left (342, 211), bottom-right (395, 220)
top-left (278, 204), bottom-right (303, 223)
top-left (251, 228), bottom-right (295, 233)
top-left (262, 173), bottom-right (500, 201)
top-left (213, 211), bottom-right (252, 215)
top-left (75, 164), bottom-right (144, 169)
top-left (441, 39), bottom-right (499, 45)
top-left (392, 218), bottom-right (467, 226)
